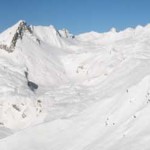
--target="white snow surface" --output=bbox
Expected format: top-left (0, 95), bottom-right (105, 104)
top-left (0, 21), bottom-right (150, 150)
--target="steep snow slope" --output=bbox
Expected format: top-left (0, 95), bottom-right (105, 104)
top-left (0, 21), bottom-right (150, 150)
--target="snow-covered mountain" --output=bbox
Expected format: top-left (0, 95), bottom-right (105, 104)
top-left (0, 21), bottom-right (150, 150)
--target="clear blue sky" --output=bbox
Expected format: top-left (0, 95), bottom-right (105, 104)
top-left (0, 0), bottom-right (150, 34)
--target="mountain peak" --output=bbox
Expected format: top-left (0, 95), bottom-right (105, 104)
top-left (0, 20), bottom-right (32, 52)
top-left (15, 20), bottom-right (26, 26)
top-left (110, 27), bottom-right (117, 33)
top-left (59, 28), bottom-right (75, 38)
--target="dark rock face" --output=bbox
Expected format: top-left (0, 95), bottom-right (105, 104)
top-left (0, 45), bottom-right (13, 53)
top-left (24, 70), bottom-right (38, 92)
top-left (27, 81), bottom-right (38, 92)
top-left (12, 104), bottom-right (20, 111)
top-left (24, 71), bottom-right (28, 80)
top-left (10, 21), bottom-right (32, 49)
top-left (0, 21), bottom-right (32, 52)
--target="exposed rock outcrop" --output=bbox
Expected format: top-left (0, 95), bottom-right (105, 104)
top-left (0, 21), bottom-right (32, 52)
top-left (59, 28), bottom-right (75, 38)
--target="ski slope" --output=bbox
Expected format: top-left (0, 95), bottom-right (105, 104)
top-left (0, 21), bottom-right (150, 150)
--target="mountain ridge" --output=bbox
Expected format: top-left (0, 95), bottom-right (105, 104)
top-left (0, 21), bottom-right (150, 150)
